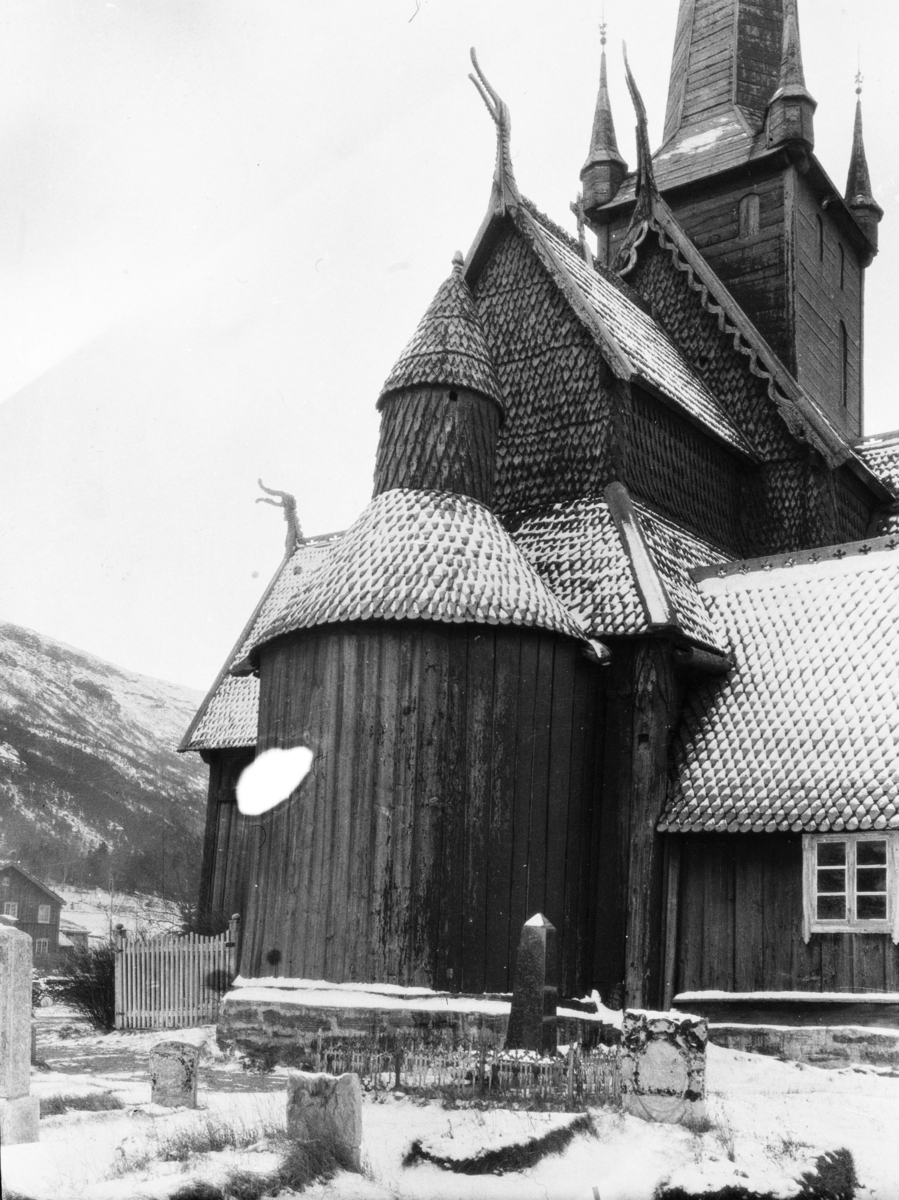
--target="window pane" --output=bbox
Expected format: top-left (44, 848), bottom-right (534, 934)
top-left (817, 894), bottom-right (846, 920)
top-left (857, 894), bottom-right (888, 921)
top-left (858, 841), bottom-right (887, 866)
top-left (817, 842), bottom-right (846, 867)
top-left (817, 868), bottom-right (846, 894)
top-left (857, 867), bottom-right (887, 893)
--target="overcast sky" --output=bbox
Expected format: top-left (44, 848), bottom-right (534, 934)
top-left (1, 0), bottom-right (896, 691)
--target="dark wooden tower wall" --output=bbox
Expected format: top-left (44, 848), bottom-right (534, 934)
top-left (792, 170), bottom-right (865, 437)
top-left (239, 623), bottom-right (606, 996)
top-left (373, 385), bottom-right (501, 505)
top-left (198, 748), bottom-right (256, 928)
top-left (672, 834), bottom-right (899, 994)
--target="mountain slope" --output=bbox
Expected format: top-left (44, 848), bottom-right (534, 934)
top-left (0, 620), bottom-right (207, 893)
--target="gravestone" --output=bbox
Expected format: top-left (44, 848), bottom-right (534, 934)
top-left (0, 924), bottom-right (40, 1144)
top-left (620, 1009), bottom-right (707, 1124)
top-left (504, 913), bottom-right (557, 1056)
top-left (286, 1071), bottom-right (363, 1172)
top-left (149, 1041), bottom-right (200, 1108)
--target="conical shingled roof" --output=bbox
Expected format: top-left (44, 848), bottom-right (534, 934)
top-left (846, 99), bottom-right (880, 211)
top-left (378, 257), bottom-right (503, 414)
top-left (582, 48), bottom-right (626, 177)
top-left (236, 488), bottom-right (595, 664)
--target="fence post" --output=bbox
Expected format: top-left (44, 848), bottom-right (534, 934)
top-left (113, 924), bottom-right (126, 1031)
top-left (567, 1044), bottom-right (575, 1107)
top-left (227, 914), bottom-right (241, 979)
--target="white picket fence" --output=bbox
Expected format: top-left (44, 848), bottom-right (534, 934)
top-left (114, 916), bottom-right (239, 1030)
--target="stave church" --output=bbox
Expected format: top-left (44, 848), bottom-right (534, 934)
top-left (182, 0), bottom-right (899, 1029)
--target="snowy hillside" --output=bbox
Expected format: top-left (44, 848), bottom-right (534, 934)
top-left (0, 620), bottom-right (207, 892)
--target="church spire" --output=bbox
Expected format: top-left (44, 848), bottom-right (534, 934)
top-left (766, 0), bottom-right (816, 151)
top-left (845, 77), bottom-right (883, 255)
top-left (581, 24), bottom-right (627, 221)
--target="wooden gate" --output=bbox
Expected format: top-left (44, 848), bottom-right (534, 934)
top-left (114, 916), bottom-right (239, 1030)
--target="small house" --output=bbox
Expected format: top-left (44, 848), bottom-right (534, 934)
top-left (0, 864), bottom-right (64, 965)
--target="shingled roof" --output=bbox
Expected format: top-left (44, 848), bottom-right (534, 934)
top-left (180, 535), bottom-right (340, 751)
top-left (511, 201), bottom-right (756, 457)
top-left (513, 484), bottom-right (728, 652)
top-left (856, 430), bottom-right (899, 534)
top-left (379, 255), bottom-right (503, 414)
top-left (662, 536), bottom-right (899, 834)
top-left (236, 488), bottom-right (598, 667)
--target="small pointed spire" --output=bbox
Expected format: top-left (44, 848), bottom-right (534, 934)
top-left (581, 25), bottom-right (627, 221)
top-left (845, 78), bottom-right (883, 256)
top-left (767, 0), bottom-right (816, 151)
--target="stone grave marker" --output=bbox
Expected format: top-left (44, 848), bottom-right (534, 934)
top-left (0, 923), bottom-right (40, 1144)
top-left (504, 913), bottom-right (557, 1056)
top-left (287, 1071), bottom-right (363, 1172)
top-left (149, 1040), bottom-right (200, 1108)
top-left (620, 1009), bottom-right (708, 1123)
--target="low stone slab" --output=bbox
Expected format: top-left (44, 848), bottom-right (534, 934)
top-left (286, 1071), bottom-right (363, 1172)
top-left (620, 1009), bottom-right (707, 1125)
top-left (149, 1041), bottom-right (200, 1108)
top-left (0, 1094), bottom-right (40, 1146)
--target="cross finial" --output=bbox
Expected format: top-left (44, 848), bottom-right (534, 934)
top-left (600, 0), bottom-right (607, 47)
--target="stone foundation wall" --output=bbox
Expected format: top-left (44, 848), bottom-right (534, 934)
top-left (711, 1023), bottom-right (899, 1069)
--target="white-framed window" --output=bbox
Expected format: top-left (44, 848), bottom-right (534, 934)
top-left (34, 938), bottom-right (49, 956)
top-left (802, 833), bottom-right (899, 942)
top-left (3, 902), bottom-right (17, 918)
top-left (37, 904), bottom-right (51, 924)
top-left (1, 874), bottom-right (9, 887)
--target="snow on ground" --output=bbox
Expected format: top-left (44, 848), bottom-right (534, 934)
top-left (54, 887), bottom-right (182, 942)
top-left (7, 1015), bottom-right (899, 1199)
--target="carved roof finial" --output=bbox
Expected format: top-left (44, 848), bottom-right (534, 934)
top-left (469, 48), bottom-right (518, 215)
top-left (257, 480), bottom-right (303, 555)
top-left (623, 44), bottom-right (657, 218)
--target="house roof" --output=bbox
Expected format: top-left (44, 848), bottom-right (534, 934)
top-left (235, 488), bottom-right (600, 668)
top-left (0, 864), bottom-right (64, 905)
top-left (513, 484), bottom-right (729, 653)
top-left (378, 255), bottom-right (503, 415)
top-left (180, 534), bottom-right (341, 751)
top-left (510, 201), bottom-right (756, 458)
top-left (661, 536), bottom-right (899, 834)
top-left (856, 431), bottom-right (899, 536)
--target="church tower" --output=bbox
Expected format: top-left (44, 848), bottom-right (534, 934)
top-left (587, 0), bottom-right (881, 440)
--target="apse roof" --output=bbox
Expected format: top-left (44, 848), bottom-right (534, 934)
top-left (661, 536), bottom-right (899, 833)
top-left (235, 488), bottom-right (598, 667)
top-left (513, 485), bottom-right (728, 653)
top-left (856, 431), bottom-right (899, 535)
top-left (180, 535), bottom-right (340, 751)
top-left (379, 257), bottom-right (503, 413)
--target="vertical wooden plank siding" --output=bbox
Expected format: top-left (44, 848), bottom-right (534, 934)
top-left (243, 623), bottom-right (606, 996)
top-left (676, 834), bottom-right (899, 992)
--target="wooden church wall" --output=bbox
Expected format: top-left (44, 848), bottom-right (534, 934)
top-left (666, 171), bottom-right (791, 371)
top-left (626, 385), bottom-right (745, 554)
top-left (198, 748), bottom-right (256, 928)
top-left (241, 622), bottom-right (606, 996)
top-left (472, 224), bottom-right (616, 519)
top-left (674, 834), bottom-right (899, 993)
top-left (792, 170), bottom-right (864, 439)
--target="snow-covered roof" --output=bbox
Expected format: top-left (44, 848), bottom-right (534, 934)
top-left (856, 430), bottom-right (899, 535)
top-left (662, 535), bottom-right (899, 833)
top-left (513, 486), bottom-right (728, 653)
top-left (181, 534), bottom-right (341, 751)
top-left (236, 488), bottom-right (598, 667)
top-left (517, 202), bottom-right (755, 457)
top-left (379, 256), bottom-right (503, 414)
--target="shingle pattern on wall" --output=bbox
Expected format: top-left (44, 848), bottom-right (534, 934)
top-left (184, 537), bottom-right (338, 750)
top-left (473, 226), bottom-right (613, 517)
top-left (629, 234), bottom-right (793, 462)
top-left (241, 488), bottom-right (590, 658)
top-left (663, 541), bottom-right (899, 833)
top-left (512, 495), bottom-right (728, 651)
top-left (379, 263), bottom-right (503, 412)
top-left (523, 205), bottom-right (753, 456)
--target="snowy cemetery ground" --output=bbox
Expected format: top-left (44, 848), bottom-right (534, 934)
top-left (4, 1005), bottom-right (899, 1199)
